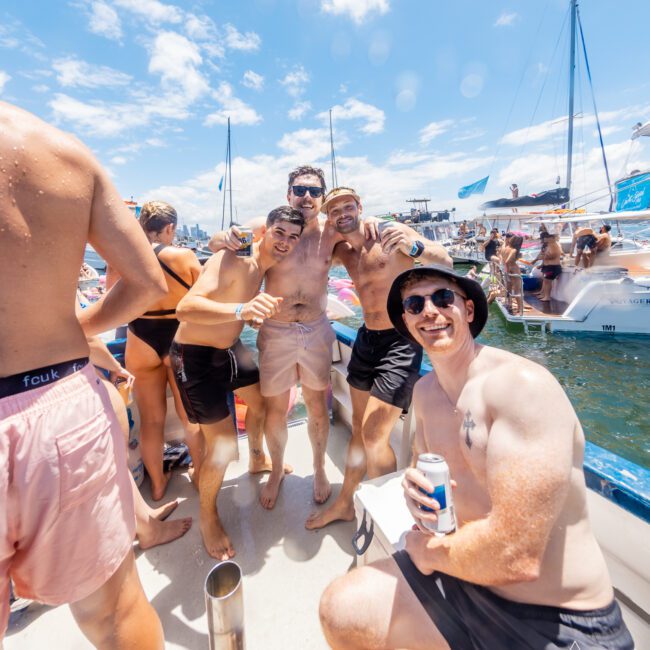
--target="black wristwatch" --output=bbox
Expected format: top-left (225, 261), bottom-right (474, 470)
top-left (409, 240), bottom-right (425, 258)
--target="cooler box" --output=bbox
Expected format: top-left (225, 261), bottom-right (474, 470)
top-left (522, 275), bottom-right (541, 292)
top-left (353, 471), bottom-right (414, 566)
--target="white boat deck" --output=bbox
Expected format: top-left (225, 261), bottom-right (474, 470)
top-left (5, 418), bottom-right (357, 650)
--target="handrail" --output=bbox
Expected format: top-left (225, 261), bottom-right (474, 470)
top-left (331, 321), bottom-right (650, 523)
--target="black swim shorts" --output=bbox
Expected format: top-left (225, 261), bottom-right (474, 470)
top-left (394, 550), bottom-right (634, 650)
top-left (577, 234), bottom-right (598, 251)
top-left (346, 325), bottom-right (423, 411)
top-left (170, 339), bottom-right (259, 424)
top-left (541, 264), bottom-right (562, 280)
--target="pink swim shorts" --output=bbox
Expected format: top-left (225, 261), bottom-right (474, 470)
top-left (0, 363), bottom-right (135, 638)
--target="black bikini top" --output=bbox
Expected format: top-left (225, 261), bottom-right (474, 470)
top-left (143, 244), bottom-right (192, 316)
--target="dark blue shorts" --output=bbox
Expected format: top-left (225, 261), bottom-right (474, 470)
top-left (394, 550), bottom-right (634, 649)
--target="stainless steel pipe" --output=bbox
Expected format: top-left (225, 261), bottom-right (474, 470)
top-left (204, 560), bottom-right (245, 650)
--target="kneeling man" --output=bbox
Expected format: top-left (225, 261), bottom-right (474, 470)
top-left (171, 206), bottom-right (304, 559)
top-left (319, 264), bottom-right (632, 649)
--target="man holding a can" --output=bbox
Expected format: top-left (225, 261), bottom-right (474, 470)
top-left (306, 187), bottom-right (451, 530)
top-left (170, 206), bottom-right (305, 560)
top-left (319, 264), bottom-right (632, 649)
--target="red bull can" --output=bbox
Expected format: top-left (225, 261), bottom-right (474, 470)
top-left (416, 453), bottom-right (456, 535)
top-left (236, 227), bottom-right (253, 257)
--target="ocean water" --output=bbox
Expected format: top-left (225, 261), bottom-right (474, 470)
top-left (85, 249), bottom-right (649, 469)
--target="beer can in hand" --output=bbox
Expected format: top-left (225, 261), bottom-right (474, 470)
top-left (236, 228), bottom-right (253, 257)
top-left (416, 453), bottom-right (456, 535)
top-left (377, 221), bottom-right (393, 241)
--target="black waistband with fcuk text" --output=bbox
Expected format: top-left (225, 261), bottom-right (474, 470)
top-left (0, 358), bottom-right (89, 399)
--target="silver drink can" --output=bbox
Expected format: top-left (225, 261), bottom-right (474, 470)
top-left (416, 453), bottom-right (456, 535)
top-left (235, 227), bottom-right (253, 257)
top-left (377, 220), bottom-right (393, 240)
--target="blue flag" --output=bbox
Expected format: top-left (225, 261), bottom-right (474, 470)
top-left (458, 175), bottom-right (489, 199)
top-left (218, 175), bottom-right (224, 192)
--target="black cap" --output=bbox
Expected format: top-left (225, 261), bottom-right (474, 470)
top-left (387, 264), bottom-right (489, 342)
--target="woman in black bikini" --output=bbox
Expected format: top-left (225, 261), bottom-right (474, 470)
top-left (126, 201), bottom-right (203, 500)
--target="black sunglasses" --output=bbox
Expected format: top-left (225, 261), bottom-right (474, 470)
top-left (402, 288), bottom-right (466, 315)
top-left (292, 185), bottom-right (324, 198)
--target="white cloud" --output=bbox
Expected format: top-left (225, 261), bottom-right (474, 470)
top-left (86, 1), bottom-right (123, 40)
top-left (113, 0), bottom-right (183, 24)
top-left (204, 82), bottom-right (262, 126)
top-left (53, 57), bottom-right (132, 88)
top-left (148, 31), bottom-right (210, 103)
top-left (111, 155), bottom-right (128, 165)
top-left (419, 119), bottom-right (455, 145)
top-left (277, 128), bottom-right (334, 161)
top-left (288, 101), bottom-right (311, 121)
top-left (0, 71), bottom-right (11, 93)
top-left (242, 70), bottom-right (264, 91)
top-left (494, 12), bottom-right (518, 27)
top-left (280, 66), bottom-right (310, 98)
top-left (321, 0), bottom-right (389, 24)
top-left (224, 24), bottom-right (261, 52)
top-left (319, 98), bottom-right (385, 135)
top-left (184, 14), bottom-right (215, 40)
top-left (32, 84), bottom-right (50, 93)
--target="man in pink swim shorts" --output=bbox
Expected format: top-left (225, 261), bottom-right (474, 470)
top-left (0, 102), bottom-right (167, 647)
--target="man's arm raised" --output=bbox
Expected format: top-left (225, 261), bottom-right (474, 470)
top-left (176, 253), bottom-right (282, 325)
top-left (380, 223), bottom-right (452, 267)
top-left (403, 362), bottom-right (576, 587)
top-left (79, 160), bottom-right (166, 336)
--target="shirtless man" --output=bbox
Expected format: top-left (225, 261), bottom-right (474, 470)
top-left (170, 206), bottom-right (304, 559)
top-left (571, 225), bottom-right (598, 268)
top-left (0, 102), bottom-right (166, 647)
top-left (306, 187), bottom-right (451, 530)
top-left (589, 224), bottom-right (612, 266)
top-left (533, 231), bottom-right (563, 301)
top-left (319, 264), bottom-right (633, 650)
top-left (209, 166), bottom-right (377, 510)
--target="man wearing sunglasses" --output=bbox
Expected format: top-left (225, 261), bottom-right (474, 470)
top-left (306, 187), bottom-right (451, 530)
top-left (209, 167), bottom-right (378, 510)
top-left (319, 264), bottom-right (630, 650)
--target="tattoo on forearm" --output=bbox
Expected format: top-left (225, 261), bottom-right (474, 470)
top-left (251, 448), bottom-right (262, 457)
top-left (463, 411), bottom-right (475, 450)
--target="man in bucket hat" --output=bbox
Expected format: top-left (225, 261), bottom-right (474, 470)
top-left (319, 265), bottom-right (632, 650)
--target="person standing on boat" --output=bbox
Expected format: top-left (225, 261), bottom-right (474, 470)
top-left (208, 166), bottom-right (378, 510)
top-left (571, 225), bottom-right (598, 268)
top-left (0, 102), bottom-right (166, 647)
top-left (590, 224), bottom-right (612, 266)
top-left (479, 228), bottom-right (500, 263)
top-left (533, 231), bottom-right (563, 301)
top-left (319, 264), bottom-right (633, 650)
top-left (117, 201), bottom-right (204, 501)
top-left (306, 187), bottom-right (451, 530)
top-left (170, 206), bottom-right (305, 560)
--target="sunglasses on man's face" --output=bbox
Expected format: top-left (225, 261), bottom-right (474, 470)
top-left (291, 185), bottom-right (324, 198)
top-left (402, 288), bottom-right (466, 315)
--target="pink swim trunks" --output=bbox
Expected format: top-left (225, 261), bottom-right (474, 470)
top-left (0, 363), bottom-right (135, 638)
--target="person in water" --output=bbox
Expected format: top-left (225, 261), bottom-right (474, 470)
top-left (319, 264), bottom-right (633, 650)
top-left (306, 187), bottom-right (451, 531)
top-left (170, 206), bottom-right (305, 560)
top-left (116, 201), bottom-right (204, 501)
top-left (0, 101), bottom-right (166, 647)
top-left (208, 166), bottom-right (379, 510)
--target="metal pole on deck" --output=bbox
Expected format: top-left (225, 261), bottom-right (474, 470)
top-left (205, 561), bottom-right (245, 650)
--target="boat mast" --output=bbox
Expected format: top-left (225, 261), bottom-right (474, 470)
top-left (221, 117), bottom-right (233, 230)
top-left (565, 0), bottom-right (577, 201)
top-left (329, 109), bottom-right (338, 189)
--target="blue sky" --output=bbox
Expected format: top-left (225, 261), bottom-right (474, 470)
top-left (1, 0), bottom-right (649, 231)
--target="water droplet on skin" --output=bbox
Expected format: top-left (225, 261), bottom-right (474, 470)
top-left (38, 190), bottom-right (44, 195)
top-left (14, 161), bottom-right (18, 166)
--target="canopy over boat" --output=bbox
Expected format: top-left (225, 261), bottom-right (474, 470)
top-left (528, 208), bottom-right (650, 225)
top-left (480, 187), bottom-right (570, 210)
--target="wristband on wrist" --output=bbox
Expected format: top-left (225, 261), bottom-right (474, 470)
top-left (409, 240), bottom-right (425, 258)
top-left (235, 303), bottom-right (244, 320)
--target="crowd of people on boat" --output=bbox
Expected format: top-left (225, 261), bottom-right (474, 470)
top-left (0, 102), bottom-right (635, 649)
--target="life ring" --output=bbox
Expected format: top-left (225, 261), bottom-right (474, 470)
top-left (235, 386), bottom-right (297, 433)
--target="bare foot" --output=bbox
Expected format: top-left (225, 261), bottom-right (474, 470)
top-left (150, 472), bottom-right (171, 501)
top-left (138, 516), bottom-right (193, 550)
top-left (313, 468), bottom-right (331, 504)
top-left (259, 471), bottom-right (285, 510)
top-left (200, 515), bottom-right (235, 560)
top-left (305, 498), bottom-right (354, 530)
top-left (150, 499), bottom-right (178, 521)
top-left (249, 453), bottom-right (293, 475)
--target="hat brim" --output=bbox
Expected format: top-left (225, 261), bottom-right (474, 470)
top-left (387, 264), bottom-right (488, 343)
top-left (321, 189), bottom-right (361, 215)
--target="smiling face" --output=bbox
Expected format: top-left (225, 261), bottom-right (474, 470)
top-left (326, 195), bottom-right (361, 234)
top-left (263, 221), bottom-right (303, 261)
top-left (401, 276), bottom-right (475, 354)
top-left (287, 173), bottom-right (324, 223)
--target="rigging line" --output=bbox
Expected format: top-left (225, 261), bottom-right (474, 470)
top-left (549, 17), bottom-right (569, 182)
top-left (487, 0), bottom-right (553, 179)
top-left (577, 7), bottom-right (614, 210)
top-left (512, 4), bottom-right (570, 170)
top-left (221, 118), bottom-right (230, 231)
